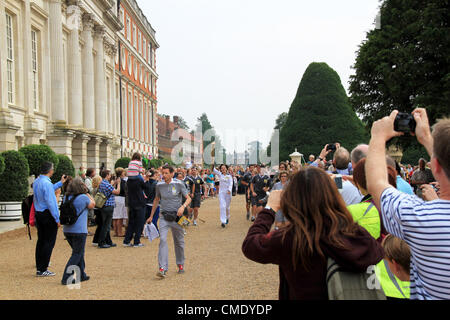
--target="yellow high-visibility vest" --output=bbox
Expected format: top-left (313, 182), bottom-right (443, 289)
top-left (347, 201), bottom-right (410, 299)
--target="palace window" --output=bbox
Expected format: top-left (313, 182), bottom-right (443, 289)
top-left (31, 29), bottom-right (39, 111)
top-left (6, 13), bottom-right (14, 104)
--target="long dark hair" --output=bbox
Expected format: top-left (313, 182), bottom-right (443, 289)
top-left (280, 167), bottom-right (360, 271)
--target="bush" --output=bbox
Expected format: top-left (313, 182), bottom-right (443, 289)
top-left (115, 157), bottom-right (130, 169)
top-left (149, 159), bottom-right (163, 168)
top-left (0, 155), bottom-right (5, 176)
top-left (19, 144), bottom-right (59, 178)
top-left (162, 158), bottom-right (175, 166)
top-left (51, 155), bottom-right (75, 184)
top-left (0, 151), bottom-right (30, 201)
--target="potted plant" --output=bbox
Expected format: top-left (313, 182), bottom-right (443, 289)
top-left (0, 151), bottom-right (30, 220)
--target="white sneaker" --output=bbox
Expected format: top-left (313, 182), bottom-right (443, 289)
top-left (36, 270), bottom-right (56, 277)
top-left (193, 220), bottom-right (198, 226)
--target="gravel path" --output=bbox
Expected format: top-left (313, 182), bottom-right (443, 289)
top-left (0, 195), bottom-right (278, 300)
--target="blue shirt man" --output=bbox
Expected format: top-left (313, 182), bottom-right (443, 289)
top-left (33, 161), bottom-right (66, 277)
top-left (33, 174), bottom-right (64, 223)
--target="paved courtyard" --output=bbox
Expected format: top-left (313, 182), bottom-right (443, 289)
top-left (0, 195), bottom-right (278, 300)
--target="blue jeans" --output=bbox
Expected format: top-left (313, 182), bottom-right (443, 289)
top-left (124, 206), bottom-right (145, 245)
top-left (62, 233), bottom-right (87, 284)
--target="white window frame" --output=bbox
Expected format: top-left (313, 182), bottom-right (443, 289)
top-left (134, 93), bottom-right (138, 139)
top-left (138, 31), bottom-right (141, 54)
top-left (126, 16), bottom-right (131, 41)
top-left (139, 97), bottom-right (143, 141)
top-left (120, 8), bottom-right (125, 34)
top-left (128, 53), bottom-right (132, 75)
top-left (143, 38), bottom-right (146, 61)
top-left (132, 24), bottom-right (136, 48)
top-left (6, 12), bottom-right (15, 105)
top-left (134, 60), bottom-right (138, 80)
top-left (31, 29), bottom-right (39, 111)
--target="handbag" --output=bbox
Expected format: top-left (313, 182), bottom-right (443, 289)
top-left (94, 191), bottom-right (107, 209)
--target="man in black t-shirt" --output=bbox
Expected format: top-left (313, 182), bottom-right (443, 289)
top-left (189, 167), bottom-right (205, 226)
top-left (250, 165), bottom-right (271, 222)
top-left (241, 165), bottom-right (255, 220)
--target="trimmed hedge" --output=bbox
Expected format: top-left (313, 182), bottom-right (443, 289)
top-left (51, 154), bottom-right (75, 184)
top-left (0, 155), bottom-right (5, 176)
top-left (0, 150), bottom-right (30, 201)
top-left (19, 144), bottom-right (59, 178)
top-left (114, 157), bottom-right (130, 169)
top-left (149, 159), bottom-right (163, 168)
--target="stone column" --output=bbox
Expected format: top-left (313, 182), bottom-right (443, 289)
top-left (100, 139), bottom-right (112, 170)
top-left (87, 137), bottom-right (102, 171)
top-left (49, 0), bottom-right (66, 123)
top-left (72, 134), bottom-right (90, 170)
top-left (67, 1), bottom-right (83, 127)
top-left (94, 26), bottom-right (107, 133)
top-left (81, 14), bottom-right (95, 130)
top-left (47, 131), bottom-right (75, 157)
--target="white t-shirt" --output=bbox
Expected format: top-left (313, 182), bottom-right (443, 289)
top-left (340, 180), bottom-right (363, 205)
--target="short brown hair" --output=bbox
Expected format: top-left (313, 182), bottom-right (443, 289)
top-left (382, 234), bottom-right (411, 273)
top-left (162, 165), bottom-right (174, 173)
top-left (100, 169), bottom-right (111, 179)
top-left (353, 158), bottom-right (397, 190)
top-left (432, 118), bottom-right (450, 179)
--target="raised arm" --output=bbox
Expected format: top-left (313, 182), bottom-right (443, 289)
top-left (366, 110), bottom-right (404, 208)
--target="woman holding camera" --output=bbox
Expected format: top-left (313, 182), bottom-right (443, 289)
top-left (61, 177), bottom-right (95, 285)
top-left (242, 167), bottom-right (383, 300)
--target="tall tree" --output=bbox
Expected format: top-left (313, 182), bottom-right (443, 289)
top-left (279, 62), bottom-right (368, 161)
top-left (177, 116), bottom-right (190, 131)
top-left (349, 0), bottom-right (450, 129)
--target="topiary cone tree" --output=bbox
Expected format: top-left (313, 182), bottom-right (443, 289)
top-left (279, 62), bottom-right (368, 162)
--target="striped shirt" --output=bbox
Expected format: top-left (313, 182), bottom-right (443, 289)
top-left (127, 160), bottom-right (143, 177)
top-left (380, 187), bottom-right (450, 300)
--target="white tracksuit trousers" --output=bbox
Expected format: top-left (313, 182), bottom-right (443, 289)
top-left (219, 192), bottom-right (232, 224)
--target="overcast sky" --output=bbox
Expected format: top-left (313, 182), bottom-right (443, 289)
top-left (138, 0), bottom-right (381, 153)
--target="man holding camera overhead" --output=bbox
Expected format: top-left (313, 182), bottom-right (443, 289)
top-left (366, 108), bottom-right (450, 300)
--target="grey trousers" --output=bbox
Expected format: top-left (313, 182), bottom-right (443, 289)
top-left (158, 217), bottom-right (185, 271)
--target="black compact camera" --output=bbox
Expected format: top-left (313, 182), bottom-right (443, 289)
top-left (394, 112), bottom-right (416, 133)
top-left (326, 144), bottom-right (337, 152)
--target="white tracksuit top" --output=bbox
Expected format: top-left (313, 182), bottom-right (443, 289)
top-left (213, 168), bottom-right (233, 194)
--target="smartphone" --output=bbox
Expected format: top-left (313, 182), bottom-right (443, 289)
top-left (334, 174), bottom-right (343, 190)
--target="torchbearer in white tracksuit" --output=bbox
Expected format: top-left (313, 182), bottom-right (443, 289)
top-left (212, 164), bottom-right (233, 228)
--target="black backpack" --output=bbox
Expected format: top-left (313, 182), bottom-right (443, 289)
top-left (60, 194), bottom-right (81, 226)
top-left (21, 194), bottom-right (34, 240)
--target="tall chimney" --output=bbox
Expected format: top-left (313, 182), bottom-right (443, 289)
top-left (173, 116), bottom-right (179, 126)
